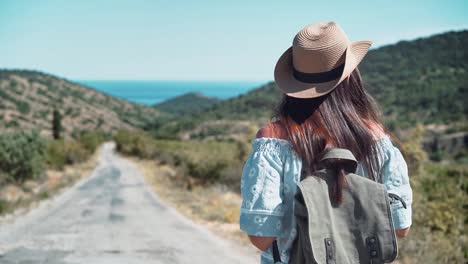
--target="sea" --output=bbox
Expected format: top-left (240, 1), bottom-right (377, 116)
top-left (77, 80), bottom-right (268, 105)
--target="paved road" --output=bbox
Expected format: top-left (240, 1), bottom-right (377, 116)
top-left (0, 143), bottom-right (257, 264)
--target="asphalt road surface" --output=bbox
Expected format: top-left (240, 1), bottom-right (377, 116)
top-left (0, 143), bottom-right (257, 264)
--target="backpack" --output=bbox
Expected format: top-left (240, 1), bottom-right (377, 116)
top-left (273, 148), bottom-right (404, 264)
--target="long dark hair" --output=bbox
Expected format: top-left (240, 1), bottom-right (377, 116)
top-left (276, 68), bottom-right (387, 204)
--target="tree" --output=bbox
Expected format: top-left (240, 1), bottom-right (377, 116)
top-left (52, 108), bottom-right (62, 139)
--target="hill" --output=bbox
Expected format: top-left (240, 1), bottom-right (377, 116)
top-left (209, 30), bottom-right (467, 125)
top-left (154, 92), bottom-right (220, 116)
top-left (149, 30), bottom-right (467, 138)
top-left (360, 30), bottom-right (467, 127)
top-left (0, 70), bottom-right (163, 136)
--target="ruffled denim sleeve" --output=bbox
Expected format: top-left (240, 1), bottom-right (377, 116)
top-left (380, 140), bottom-right (413, 229)
top-left (356, 136), bottom-right (413, 229)
top-left (239, 138), bottom-right (288, 237)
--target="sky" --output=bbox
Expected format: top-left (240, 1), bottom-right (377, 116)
top-left (0, 0), bottom-right (467, 81)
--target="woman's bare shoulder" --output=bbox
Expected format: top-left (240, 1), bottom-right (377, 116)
top-left (256, 121), bottom-right (288, 140)
top-left (367, 121), bottom-right (387, 140)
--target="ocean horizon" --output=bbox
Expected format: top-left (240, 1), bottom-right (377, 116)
top-left (77, 80), bottom-right (268, 105)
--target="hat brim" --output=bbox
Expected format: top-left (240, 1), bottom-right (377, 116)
top-left (274, 40), bottom-right (372, 98)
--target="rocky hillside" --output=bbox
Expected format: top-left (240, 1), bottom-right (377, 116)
top-left (0, 70), bottom-right (163, 136)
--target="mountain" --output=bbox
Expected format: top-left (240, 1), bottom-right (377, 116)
top-left (0, 70), bottom-right (163, 136)
top-left (146, 30), bottom-right (468, 142)
top-left (154, 92), bottom-right (220, 116)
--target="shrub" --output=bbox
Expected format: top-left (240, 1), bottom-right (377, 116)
top-left (113, 130), bottom-right (157, 159)
top-left (63, 140), bottom-right (89, 164)
top-left (113, 130), bottom-right (135, 154)
top-left (186, 160), bottom-right (227, 183)
top-left (0, 131), bottom-right (46, 183)
top-left (397, 131), bottom-right (467, 263)
top-left (16, 101), bottom-right (30, 114)
top-left (45, 140), bottom-right (67, 170)
top-left (0, 199), bottom-right (8, 215)
top-left (77, 131), bottom-right (105, 153)
top-left (114, 130), bottom-right (245, 188)
top-left (46, 139), bottom-right (91, 170)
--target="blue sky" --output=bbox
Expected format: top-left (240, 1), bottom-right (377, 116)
top-left (1, 0), bottom-right (466, 80)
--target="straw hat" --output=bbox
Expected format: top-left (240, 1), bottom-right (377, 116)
top-left (274, 21), bottom-right (372, 98)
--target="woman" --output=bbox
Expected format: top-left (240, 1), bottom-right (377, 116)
top-left (239, 22), bottom-right (412, 263)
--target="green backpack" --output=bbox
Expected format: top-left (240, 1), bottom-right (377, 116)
top-left (273, 148), bottom-right (404, 264)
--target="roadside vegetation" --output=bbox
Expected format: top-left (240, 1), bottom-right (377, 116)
top-left (114, 129), bottom-right (252, 244)
top-left (114, 125), bottom-right (467, 263)
top-left (397, 126), bottom-right (467, 263)
top-left (0, 130), bottom-right (106, 215)
top-left (114, 130), bottom-right (251, 189)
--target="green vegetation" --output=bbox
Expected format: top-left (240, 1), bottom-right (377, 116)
top-left (52, 108), bottom-right (62, 139)
top-left (0, 69), bottom-right (164, 136)
top-left (147, 82), bottom-right (279, 136)
top-left (0, 30), bottom-right (465, 263)
top-left (144, 117), bottom-right (199, 139)
top-left (198, 82), bottom-right (280, 121)
top-left (154, 92), bottom-right (220, 116)
top-left (46, 139), bottom-right (89, 170)
top-left (0, 88), bottom-right (31, 115)
top-left (114, 130), bottom-right (245, 187)
top-left (113, 130), bottom-right (158, 159)
top-left (398, 127), bottom-right (467, 263)
top-left (360, 30), bottom-right (468, 127)
top-left (115, 125), bottom-right (467, 262)
top-left (78, 131), bottom-right (106, 153)
top-left (16, 101), bottom-right (30, 114)
top-left (0, 131), bottom-right (46, 184)
top-left (0, 130), bottom-right (105, 184)
top-left (46, 131), bottom-right (106, 170)
top-left (0, 129), bottom-right (105, 215)
top-left (145, 31), bottom-right (467, 138)
top-left (125, 31), bottom-right (467, 263)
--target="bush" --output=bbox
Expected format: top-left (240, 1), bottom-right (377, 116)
top-left (113, 130), bottom-right (245, 187)
top-left (63, 140), bottom-right (89, 164)
top-left (0, 199), bottom-right (8, 215)
top-left (113, 130), bottom-right (157, 159)
top-left (186, 160), bottom-right (227, 183)
top-left (77, 131), bottom-right (106, 153)
top-left (46, 139), bottom-right (91, 170)
top-left (0, 131), bottom-right (46, 183)
top-left (16, 101), bottom-right (30, 114)
top-left (397, 128), bottom-right (468, 263)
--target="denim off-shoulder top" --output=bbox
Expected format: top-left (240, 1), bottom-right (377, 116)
top-left (239, 136), bottom-right (413, 264)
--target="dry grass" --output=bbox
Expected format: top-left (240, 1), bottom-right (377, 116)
top-left (0, 150), bottom-right (98, 216)
top-left (135, 158), bottom-right (252, 246)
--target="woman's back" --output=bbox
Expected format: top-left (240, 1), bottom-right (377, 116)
top-left (239, 21), bottom-right (412, 264)
top-left (240, 125), bottom-right (412, 263)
